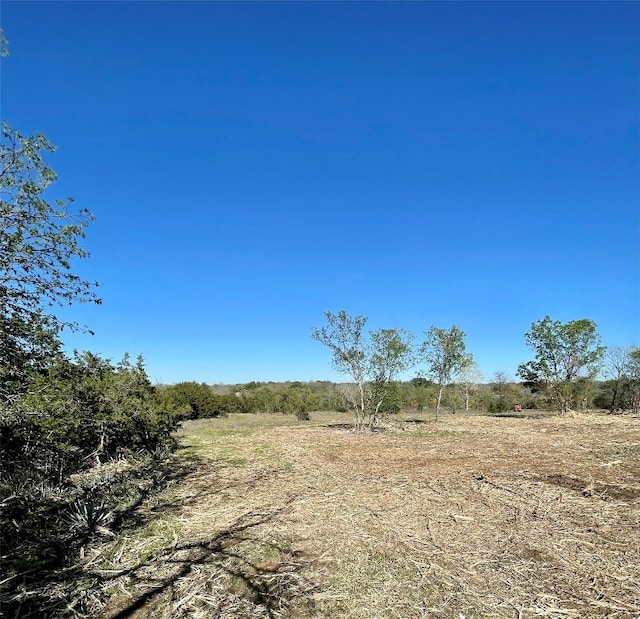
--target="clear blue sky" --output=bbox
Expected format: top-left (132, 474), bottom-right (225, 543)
top-left (2, 1), bottom-right (638, 384)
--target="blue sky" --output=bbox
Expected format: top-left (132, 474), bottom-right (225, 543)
top-left (2, 1), bottom-right (638, 384)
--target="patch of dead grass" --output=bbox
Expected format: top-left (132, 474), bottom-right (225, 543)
top-left (96, 411), bottom-right (640, 618)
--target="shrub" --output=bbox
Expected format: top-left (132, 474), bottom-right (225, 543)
top-left (0, 352), bottom-right (181, 614)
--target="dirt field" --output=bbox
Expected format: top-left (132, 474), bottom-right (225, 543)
top-left (99, 411), bottom-right (640, 619)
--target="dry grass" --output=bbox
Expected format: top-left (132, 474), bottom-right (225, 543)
top-left (96, 411), bottom-right (640, 618)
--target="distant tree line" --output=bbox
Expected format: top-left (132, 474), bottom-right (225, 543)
top-left (158, 380), bottom-right (345, 420)
top-left (310, 310), bottom-right (638, 429)
top-left (159, 364), bottom-right (640, 425)
top-left (156, 314), bottom-right (639, 428)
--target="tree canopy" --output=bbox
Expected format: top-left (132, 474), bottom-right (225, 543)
top-left (312, 311), bottom-right (414, 429)
top-left (0, 122), bottom-right (178, 616)
top-left (517, 316), bottom-right (604, 412)
top-left (0, 123), bottom-right (100, 392)
top-left (418, 325), bottom-right (472, 418)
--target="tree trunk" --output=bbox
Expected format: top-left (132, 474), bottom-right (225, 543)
top-left (354, 380), bottom-right (366, 431)
top-left (435, 384), bottom-right (444, 421)
top-left (608, 383), bottom-right (619, 414)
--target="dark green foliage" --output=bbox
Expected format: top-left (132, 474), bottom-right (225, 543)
top-left (0, 354), bottom-right (181, 591)
top-left (593, 381), bottom-right (621, 411)
top-left (1, 121), bottom-right (181, 616)
top-left (224, 381), bottom-right (335, 416)
top-left (409, 377), bottom-right (435, 388)
top-left (160, 381), bottom-right (250, 419)
top-left (277, 384), bottom-right (326, 416)
top-left (18, 352), bottom-right (177, 468)
top-left (372, 381), bottom-right (402, 416)
top-left (401, 378), bottom-right (436, 412)
top-left (0, 311), bottom-right (64, 398)
top-left (594, 376), bottom-right (640, 413)
top-left (1, 450), bottom-right (176, 617)
top-left (598, 346), bottom-right (640, 413)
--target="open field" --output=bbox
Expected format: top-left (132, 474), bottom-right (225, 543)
top-left (98, 411), bottom-right (640, 619)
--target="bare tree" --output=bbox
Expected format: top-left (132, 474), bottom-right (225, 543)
top-left (457, 360), bottom-right (483, 413)
top-left (603, 347), bottom-right (631, 413)
top-left (630, 348), bottom-right (640, 414)
top-left (604, 346), bottom-right (640, 413)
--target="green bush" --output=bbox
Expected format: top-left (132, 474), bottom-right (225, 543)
top-left (160, 381), bottom-right (235, 419)
top-left (0, 352), bottom-right (181, 614)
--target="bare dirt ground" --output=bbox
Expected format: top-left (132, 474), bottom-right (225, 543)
top-left (98, 411), bottom-right (640, 619)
